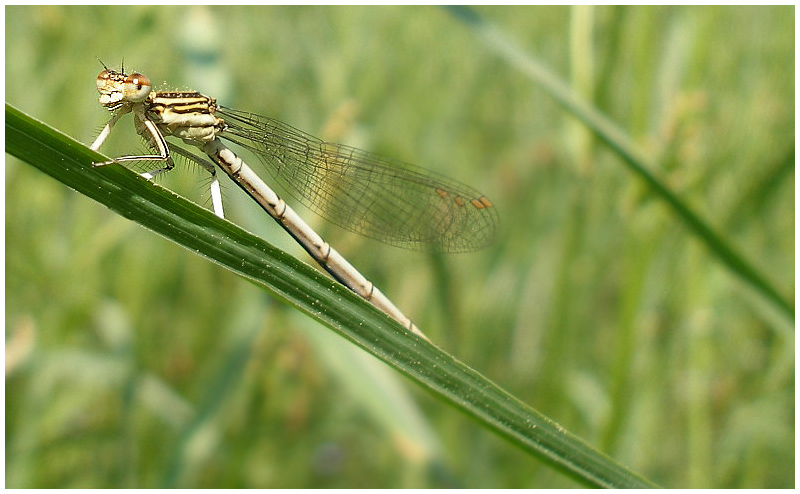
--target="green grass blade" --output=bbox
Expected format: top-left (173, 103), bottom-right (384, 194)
top-left (445, 6), bottom-right (794, 322)
top-left (6, 103), bottom-right (659, 488)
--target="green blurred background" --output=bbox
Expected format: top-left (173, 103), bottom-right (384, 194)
top-left (5, 5), bottom-right (794, 488)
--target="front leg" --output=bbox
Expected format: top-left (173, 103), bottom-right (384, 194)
top-left (93, 110), bottom-right (175, 179)
top-left (90, 107), bottom-right (130, 152)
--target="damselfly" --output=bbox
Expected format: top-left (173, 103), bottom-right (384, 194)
top-left (90, 67), bottom-right (498, 339)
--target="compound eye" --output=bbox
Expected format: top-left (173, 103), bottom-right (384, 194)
top-left (124, 73), bottom-right (151, 102)
top-left (96, 69), bottom-right (111, 89)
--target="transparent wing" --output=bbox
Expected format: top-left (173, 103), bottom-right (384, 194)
top-left (218, 107), bottom-right (498, 252)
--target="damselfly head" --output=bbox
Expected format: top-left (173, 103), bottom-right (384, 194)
top-left (95, 69), bottom-right (152, 109)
